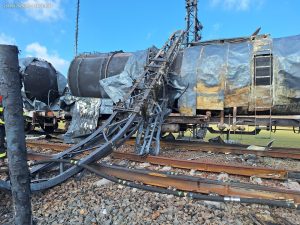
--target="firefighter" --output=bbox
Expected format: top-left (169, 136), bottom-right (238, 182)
top-left (0, 95), bottom-right (6, 161)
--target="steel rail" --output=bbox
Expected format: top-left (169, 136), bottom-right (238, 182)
top-left (11, 158), bottom-right (298, 209)
top-left (26, 141), bottom-right (70, 151)
top-left (111, 152), bottom-right (300, 180)
top-left (23, 150), bottom-right (300, 181)
top-left (26, 138), bottom-right (300, 161)
top-left (134, 138), bottom-right (300, 153)
top-left (27, 138), bottom-right (300, 155)
top-left (125, 139), bottom-right (300, 160)
top-left (92, 163), bottom-right (300, 207)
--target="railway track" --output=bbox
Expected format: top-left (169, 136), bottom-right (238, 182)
top-left (111, 152), bottom-right (300, 181)
top-left (25, 139), bottom-right (300, 182)
top-left (26, 141), bottom-right (71, 151)
top-left (21, 143), bottom-right (300, 209)
top-left (127, 139), bottom-right (300, 160)
top-left (27, 138), bottom-right (300, 160)
top-left (16, 153), bottom-right (300, 209)
top-left (26, 143), bottom-right (300, 181)
top-left (89, 163), bottom-right (300, 209)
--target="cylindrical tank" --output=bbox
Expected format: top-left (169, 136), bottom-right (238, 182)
top-left (68, 52), bottom-right (132, 98)
top-left (68, 50), bottom-right (182, 99)
top-left (20, 58), bottom-right (60, 105)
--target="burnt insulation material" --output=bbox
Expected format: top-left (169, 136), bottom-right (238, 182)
top-left (62, 92), bottom-right (101, 143)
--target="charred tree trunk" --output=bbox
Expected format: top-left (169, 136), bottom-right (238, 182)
top-left (0, 45), bottom-right (32, 225)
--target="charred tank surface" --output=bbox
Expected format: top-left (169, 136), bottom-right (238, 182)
top-left (20, 58), bottom-right (60, 105)
top-left (68, 52), bottom-right (132, 98)
top-left (68, 49), bottom-right (182, 100)
top-left (19, 57), bottom-right (67, 133)
top-left (68, 34), bottom-right (300, 116)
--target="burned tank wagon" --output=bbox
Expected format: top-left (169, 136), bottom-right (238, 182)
top-left (19, 57), bottom-right (67, 132)
top-left (68, 34), bottom-right (300, 136)
top-left (68, 49), bottom-right (155, 102)
top-left (20, 57), bottom-right (66, 106)
top-left (177, 34), bottom-right (300, 116)
top-left (68, 51), bottom-right (133, 99)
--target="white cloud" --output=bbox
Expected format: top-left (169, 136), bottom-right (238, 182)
top-left (0, 33), bottom-right (16, 45)
top-left (25, 42), bottom-right (69, 74)
top-left (24, 0), bottom-right (64, 22)
top-left (210, 0), bottom-right (264, 11)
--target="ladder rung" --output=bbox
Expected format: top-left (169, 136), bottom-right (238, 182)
top-left (150, 58), bottom-right (167, 62)
top-left (255, 65), bottom-right (272, 69)
top-left (255, 43), bottom-right (270, 48)
top-left (146, 65), bottom-right (161, 69)
top-left (254, 48), bottom-right (272, 52)
top-left (255, 55), bottom-right (272, 58)
top-left (255, 106), bottom-right (272, 109)
top-left (255, 76), bottom-right (272, 79)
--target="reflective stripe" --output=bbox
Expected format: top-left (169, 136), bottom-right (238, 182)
top-left (0, 152), bottom-right (6, 158)
top-left (224, 197), bottom-right (241, 202)
top-left (0, 106), bottom-right (4, 125)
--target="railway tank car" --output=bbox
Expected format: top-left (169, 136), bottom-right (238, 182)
top-left (20, 57), bottom-right (65, 105)
top-left (68, 34), bottom-right (300, 137)
top-left (20, 57), bottom-right (67, 132)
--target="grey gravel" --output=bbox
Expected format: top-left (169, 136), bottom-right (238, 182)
top-left (1, 143), bottom-right (300, 224)
top-left (1, 172), bottom-right (299, 225)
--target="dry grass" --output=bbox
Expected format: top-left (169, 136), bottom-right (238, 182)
top-left (204, 126), bottom-right (300, 148)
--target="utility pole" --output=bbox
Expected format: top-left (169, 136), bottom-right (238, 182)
top-left (74, 0), bottom-right (80, 56)
top-left (185, 0), bottom-right (203, 46)
top-left (0, 45), bottom-right (32, 225)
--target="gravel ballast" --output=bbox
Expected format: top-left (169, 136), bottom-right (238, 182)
top-left (1, 143), bottom-right (300, 224)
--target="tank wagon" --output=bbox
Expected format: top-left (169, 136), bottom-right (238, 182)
top-left (68, 34), bottom-right (300, 138)
top-left (20, 57), bottom-right (67, 132)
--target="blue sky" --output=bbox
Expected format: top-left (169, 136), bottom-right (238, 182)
top-left (0, 0), bottom-right (300, 75)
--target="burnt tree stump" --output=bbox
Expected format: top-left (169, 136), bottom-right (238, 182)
top-left (0, 44), bottom-right (32, 225)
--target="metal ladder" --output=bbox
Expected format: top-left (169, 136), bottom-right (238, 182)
top-left (135, 30), bottom-right (187, 155)
top-left (253, 36), bottom-right (273, 138)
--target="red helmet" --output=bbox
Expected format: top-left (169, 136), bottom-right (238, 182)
top-left (0, 95), bottom-right (2, 103)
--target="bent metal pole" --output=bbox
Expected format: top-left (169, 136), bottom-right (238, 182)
top-left (0, 45), bottom-right (32, 225)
